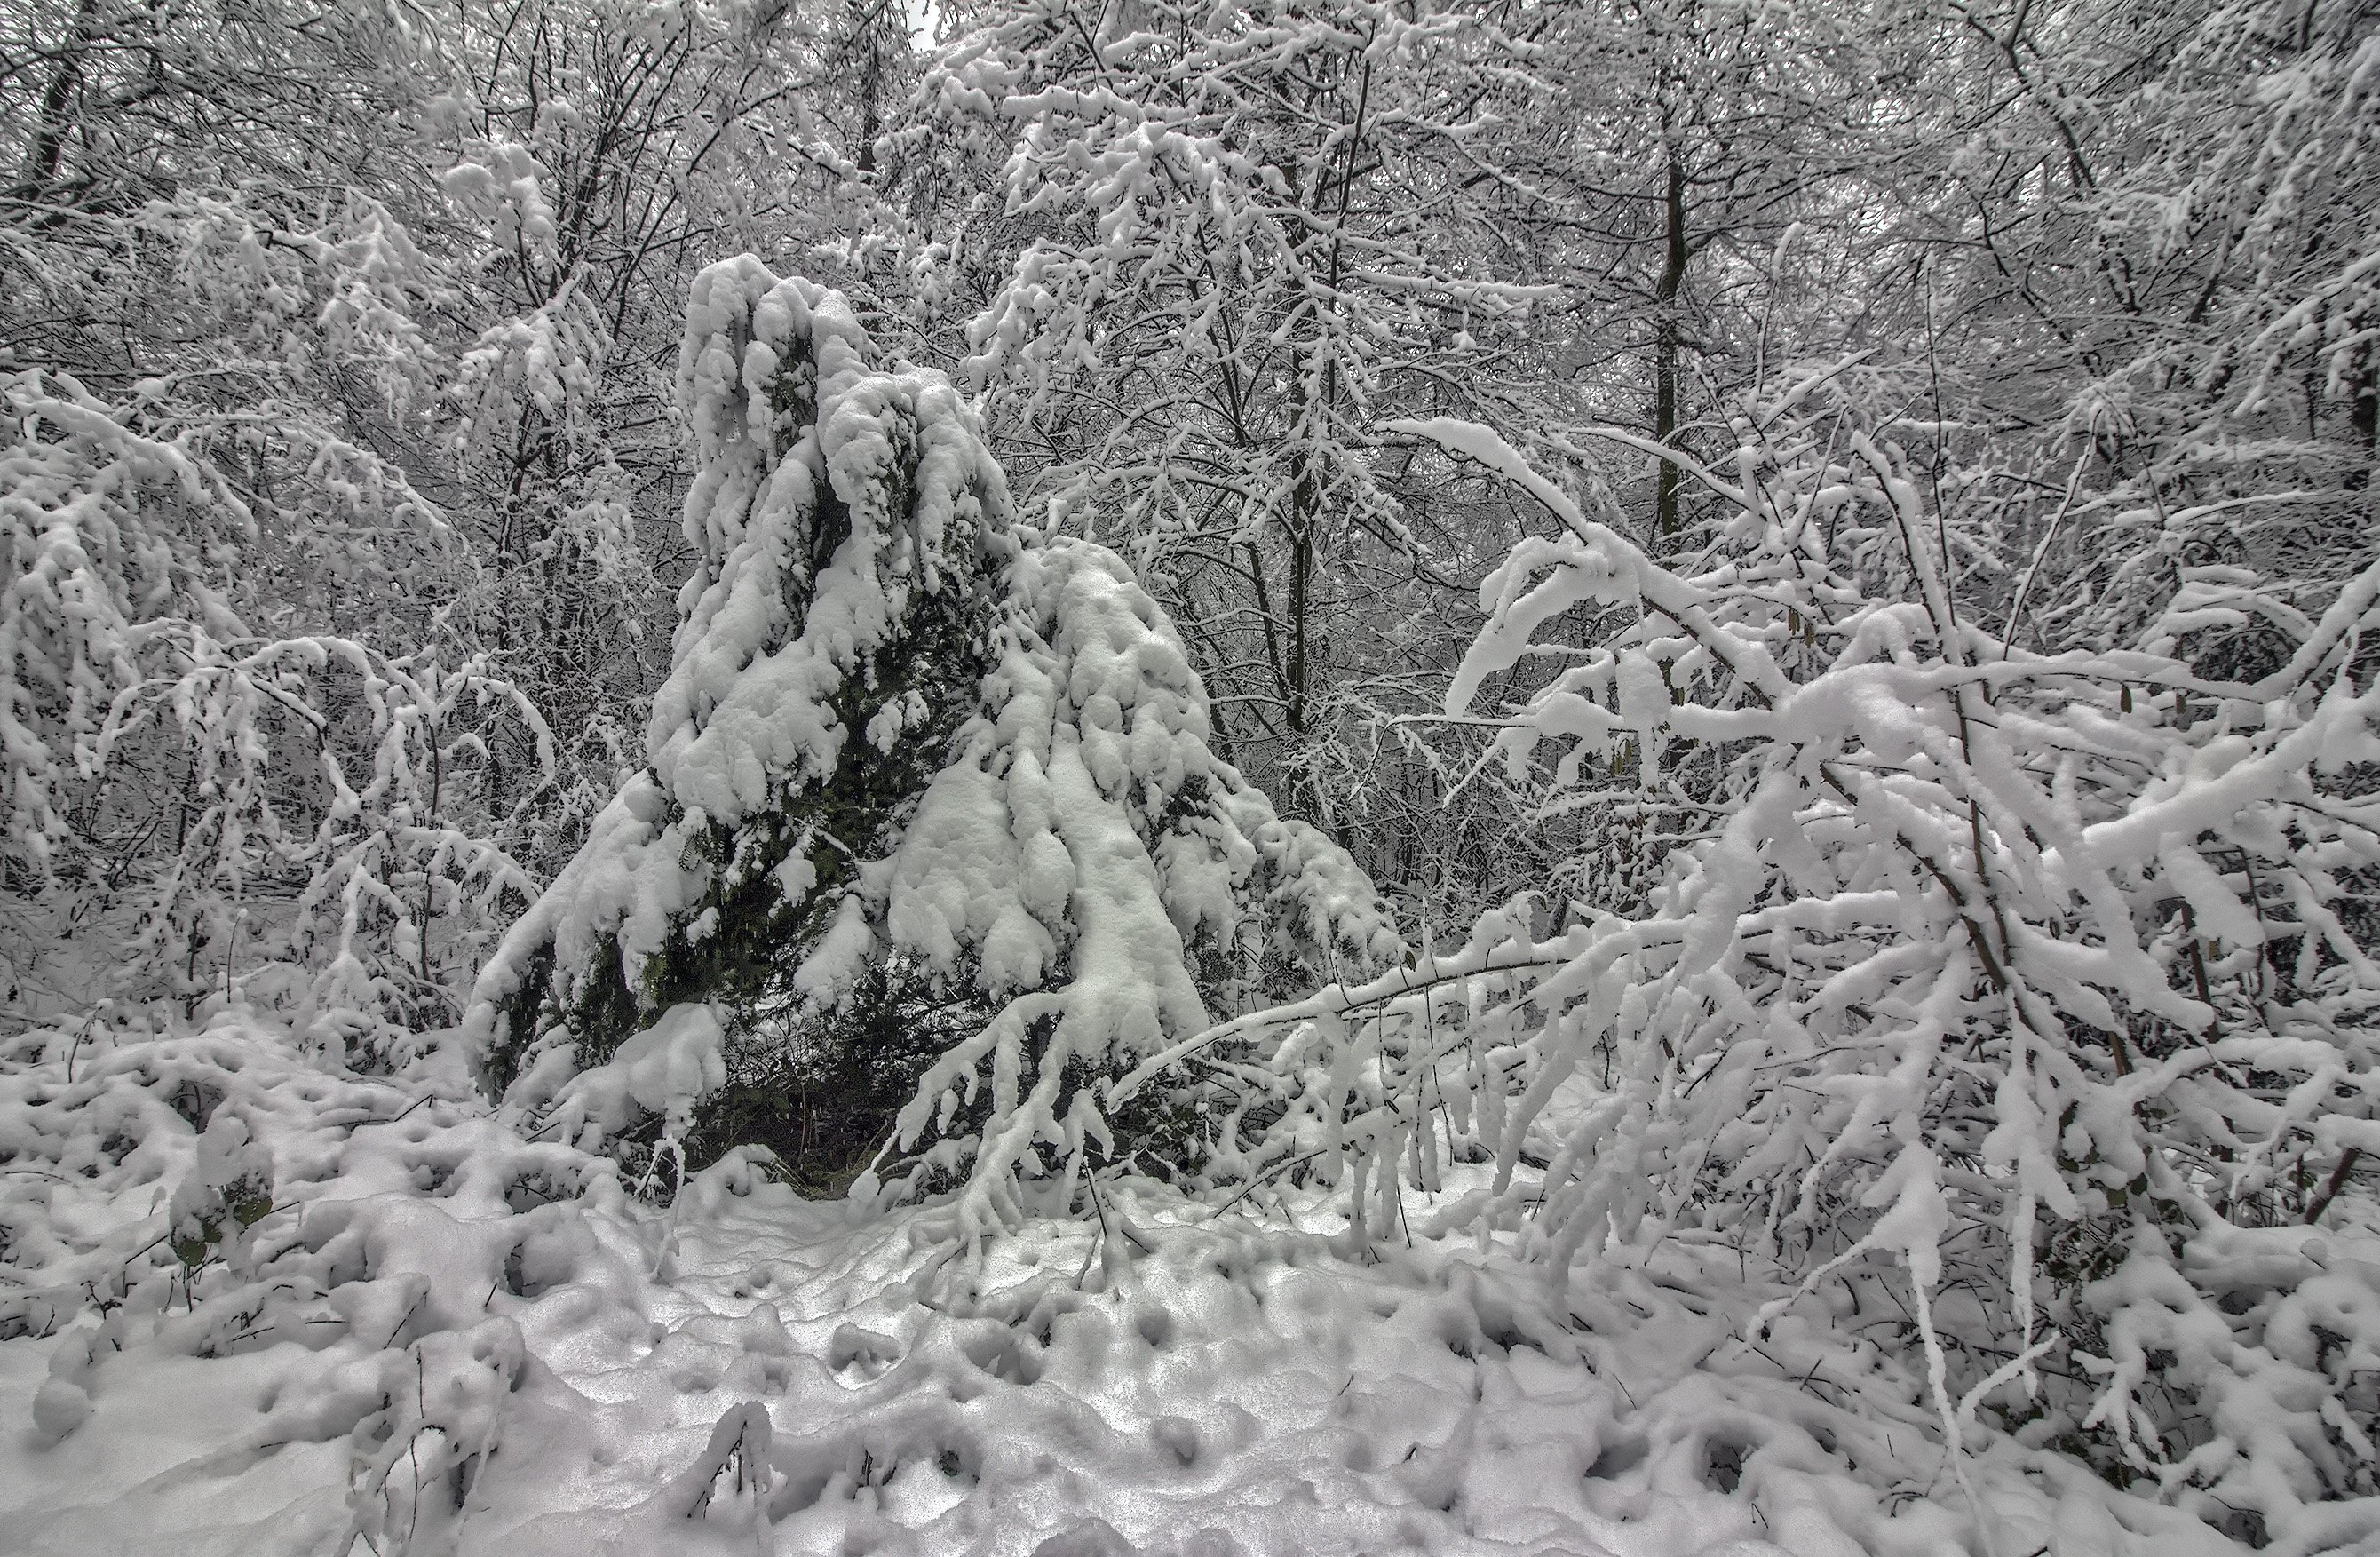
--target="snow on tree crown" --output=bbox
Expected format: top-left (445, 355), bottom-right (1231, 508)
top-left (464, 258), bottom-right (1400, 1216)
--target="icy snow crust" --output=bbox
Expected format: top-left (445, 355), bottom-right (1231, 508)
top-left (0, 1014), bottom-right (2292, 1557)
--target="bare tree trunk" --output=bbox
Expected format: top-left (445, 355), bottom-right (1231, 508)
top-left (1285, 512), bottom-right (1312, 738)
top-left (22, 0), bottom-right (101, 195)
top-left (1654, 147), bottom-right (1688, 544)
top-left (2349, 350), bottom-right (2376, 493)
top-left (850, 0), bottom-right (884, 173)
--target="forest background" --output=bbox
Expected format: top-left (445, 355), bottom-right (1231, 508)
top-left (4, 0), bottom-right (2380, 1551)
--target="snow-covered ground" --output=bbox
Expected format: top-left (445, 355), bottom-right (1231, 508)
top-left (0, 1016), bottom-right (2278, 1556)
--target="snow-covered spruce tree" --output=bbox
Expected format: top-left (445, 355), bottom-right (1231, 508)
top-left (465, 258), bottom-right (1398, 1228)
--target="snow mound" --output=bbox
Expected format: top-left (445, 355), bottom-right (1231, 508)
top-left (0, 1014), bottom-right (651, 1555)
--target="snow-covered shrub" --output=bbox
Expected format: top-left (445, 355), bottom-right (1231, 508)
top-left (4, 2), bottom-right (844, 1044)
top-left (466, 259), bottom-right (1398, 1232)
top-left (1149, 375), bottom-right (2380, 1546)
top-left (3, 368), bottom-right (549, 1048)
top-left (265, 647), bottom-right (553, 1064)
top-left (0, 45), bottom-right (593, 1040)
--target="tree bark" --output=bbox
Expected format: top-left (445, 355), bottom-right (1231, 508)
top-left (2348, 350), bottom-right (2376, 493)
top-left (22, 0), bottom-right (102, 195)
top-left (1654, 146), bottom-right (1688, 544)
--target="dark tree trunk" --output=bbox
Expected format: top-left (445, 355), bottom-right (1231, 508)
top-left (1654, 147), bottom-right (1688, 544)
top-left (22, 0), bottom-right (101, 195)
top-left (2349, 351), bottom-right (2376, 493)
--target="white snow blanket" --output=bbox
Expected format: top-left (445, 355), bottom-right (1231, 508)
top-left (0, 1015), bottom-right (2324, 1555)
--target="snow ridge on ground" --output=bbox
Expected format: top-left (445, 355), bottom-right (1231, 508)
top-left (0, 1015), bottom-right (2296, 1555)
